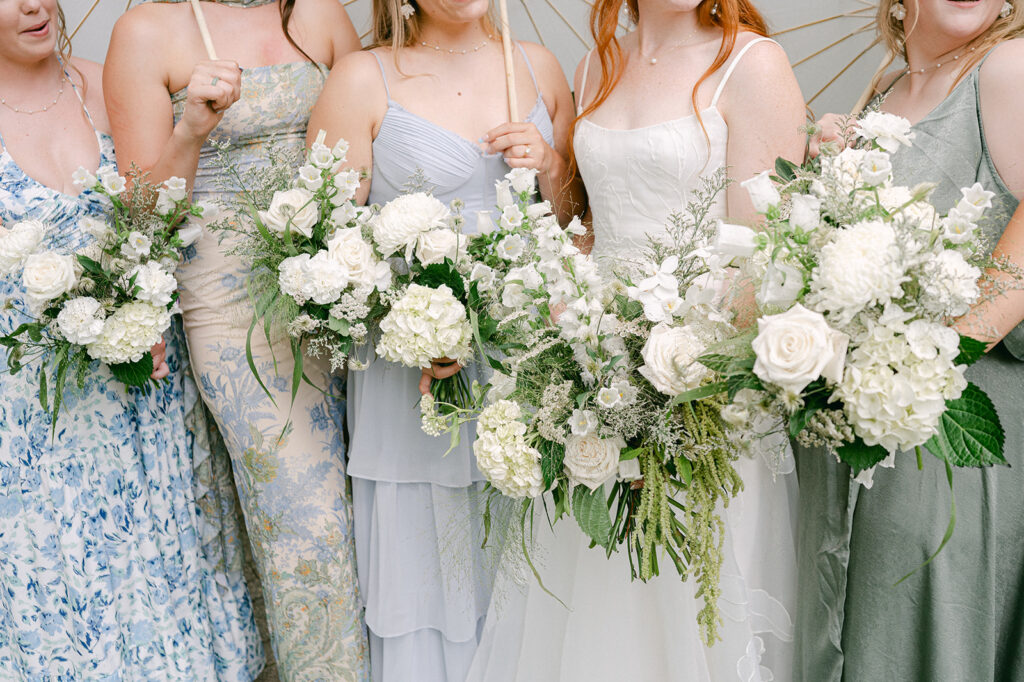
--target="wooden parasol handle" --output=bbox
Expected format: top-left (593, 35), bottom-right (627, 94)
top-left (189, 0), bottom-right (219, 60)
top-left (498, 0), bottom-right (519, 123)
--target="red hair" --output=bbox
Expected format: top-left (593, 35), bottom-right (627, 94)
top-left (570, 0), bottom-right (769, 172)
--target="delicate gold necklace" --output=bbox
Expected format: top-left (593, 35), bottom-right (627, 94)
top-left (904, 45), bottom-right (977, 76)
top-left (0, 73), bottom-right (68, 115)
top-left (419, 34), bottom-right (494, 55)
top-left (640, 27), bottom-right (701, 65)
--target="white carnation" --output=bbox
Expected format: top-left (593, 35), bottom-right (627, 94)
top-left (372, 193), bottom-right (450, 257)
top-left (855, 111), bottom-right (915, 153)
top-left (377, 284), bottom-right (473, 368)
top-left (278, 252), bottom-right (349, 305)
top-left (130, 261), bottom-right (178, 307)
top-left (56, 297), bottom-right (106, 345)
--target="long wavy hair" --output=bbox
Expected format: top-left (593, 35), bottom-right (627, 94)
top-left (859, 0), bottom-right (1024, 108)
top-left (569, 0), bottom-right (768, 176)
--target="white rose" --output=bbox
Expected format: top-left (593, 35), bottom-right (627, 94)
top-left (751, 304), bottom-right (849, 393)
top-left (56, 296), bottom-right (106, 345)
top-left (855, 111), bottom-right (915, 153)
top-left (0, 219), bottom-right (47, 273)
top-left (131, 261), bottom-right (178, 307)
top-left (415, 229), bottom-right (463, 265)
top-left (741, 170), bottom-right (781, 214)
top-left (326, 226), bottom-right (380, 287)
top-left (507, 167), bottom-right (539, 194)
top-left (259, 188), bottom-right (319, 238)
top-left (22, 252), bottom-right (77, 304)
top-left (712, 221), bottom-right (758, 258)
top-left (372, 192), bottom-right (451, 257)
top-left (789, 194), bottom-right (822, 232)
top-left (564, 433), bottom-right (626, 491)
top-left (638, 322), bottom-right (710, 396)
top-left (162, 176), bottom-right (188, 202)
top-left (496, 234), bottom-right (525, 260)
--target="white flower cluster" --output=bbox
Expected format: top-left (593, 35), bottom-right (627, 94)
top-left (0, 220), bottom-right (47, 274)
top-left (370, 192), bottom-right (456, 259)
top-left (473, 400), bottom-right (544, 498)
top-left (377, 283), bottom-right (473, 369)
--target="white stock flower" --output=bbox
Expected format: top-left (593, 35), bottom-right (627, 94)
top-left (326, 226), bottom-right (381, 289)
top-left (788, 194), bottom-right (822, 232)
top-left (163, 176), bottom-right (188, 202)
top-left (474, 400), bottom-right (544, 498)
top-left (954, 183), bottom-right (996, 221)
top-left (372, 192), bottom-right (451, 257)
top-left (98, 168), bottom-right (126, 195)
top-left (741, 171), bottom-right (781, 214)
top-left (377, 284), bottom-right (473, 368)
top-left (564, 433), bottom-right (626, 491)
top-left (751, 304), bottom-right (849, 393)
top-left (712, 221), bottom-right (759, 258)
top-left (56, 297), bottom-right (106, 345)
top-left (22, 252), bottom-right (77, 305)
top-left (260, 188), bottom-right (319, 238)
top-left (72, 167), bottom-right (98, 189)
top-left (0, 219), bottom-right (47, 273)
top-left (638, 322), bottom-right (710, 396)
top-left (920, 249), bottom-right (981, 317)
top-left (131, 261), bottom-right (178, 307)
top-left (627, 256), bottom-right (682, 323)
top-left (496, 234), bottom-right (525, 260)
top-left (507, 167), bottom-right (539, 194)
top-left (415, 229), bottom-right (463, 265)
top-left (809, 220), bottom-right (906, 323)
top-left (88, 301), bottom-right (171, 365)
top-left (855, 111), bottom-right (915, 153)
top-left (859, 150), bottom-right (893, 186)
top-left (569, 408), bottom-right (598, 436)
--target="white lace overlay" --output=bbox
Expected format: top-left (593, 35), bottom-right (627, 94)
top-left (467, 37), bottom-right (798, 682)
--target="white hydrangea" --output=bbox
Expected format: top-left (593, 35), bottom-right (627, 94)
top-left (473, 400), bottom-right (544, 498)
top-left (88, 301), bottom-right (171, 365)
top-left (377, 284), bottom-right (473, 368)
top-left (809, 220), bottom-right (907, 324)
top-left (0, 219), bottom-right (47, 274)
top-left (835, 321), bottom-right (966, 454)
top-left (371, 192), bottom-right (450, 257)
top-left (56, 297), bottom-right (106, 345)
top-left (919, 249), bottom-right (981, 317)
top-left (130, 261), bottom-right (178, 307)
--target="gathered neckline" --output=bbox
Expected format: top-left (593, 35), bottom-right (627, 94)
top-left (578, 105), bottom-right (726, 134)
top-left (170, 60), bottom-right (326, 99)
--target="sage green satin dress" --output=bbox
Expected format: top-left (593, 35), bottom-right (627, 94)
top-left (795, 61), bottom-right (1024, 681)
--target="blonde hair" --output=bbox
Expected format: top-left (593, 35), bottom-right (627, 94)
top-left (371, 0), bottom-right (497, 50)
top-left (859, 0), bottom-right (1024, 108)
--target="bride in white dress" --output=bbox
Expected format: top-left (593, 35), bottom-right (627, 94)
top-left (467, 1), bottom-right (806, 680)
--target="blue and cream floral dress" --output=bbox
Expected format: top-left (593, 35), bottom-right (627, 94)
top-left (0, 83), bottom-right (263, 680)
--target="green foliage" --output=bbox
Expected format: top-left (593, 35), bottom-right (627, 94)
top-left (538, 440), bottom-right (565, 490)
top-left (926, 382), bottom-right (1007, 468)
top-left (572, 485), bottom-right (613, 549)
top-left (955, 335), bottom-right (989, 366)
top-left (417, 261), bottom-right (466, 300)
top-left (836, 436), bottom-right (890, 474)
top-left (109, 354), bottom-right (155, 387)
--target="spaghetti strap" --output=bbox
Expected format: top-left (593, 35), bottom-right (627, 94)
top-left (710, 37), bottom-right (777, 108)
top-left (369, 50), bottom-right (392, 100)
top-left (515, 42), bottom-right (541, 100)
top-left (577, 49), bottom-right (594, 115)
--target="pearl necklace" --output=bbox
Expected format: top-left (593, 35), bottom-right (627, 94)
top-left (904, 45), bottom-right (977, 76)
top-left (640, 27), bottom-right (700, 65)
top-left (0, 73), bottom-right (67, 115)
top-left (420, 34), bottom-right (493, 55)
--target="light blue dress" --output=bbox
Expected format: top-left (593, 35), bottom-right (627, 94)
top-left (0, 78), bottom-right (263, 680)
top-left (347, 48), bottom-right (554, 682)
top-left (170, 60), bottom-right (370, 681)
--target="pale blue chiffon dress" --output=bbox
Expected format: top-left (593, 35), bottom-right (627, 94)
top-left (346, 48), bottom-right (554, 682)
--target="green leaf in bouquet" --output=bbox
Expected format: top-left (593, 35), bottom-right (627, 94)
top-left (27, 325), bottom-right (42, 343)
top-left (109, 353), bottom-right (155, 387)
top-left (572, 484), bottom-right (613, 549)
top-left (417, 261), bottom-right (466, 300)
top-left (836, 436), bottom-right (890, 474)
top-left (539, 440), bottom-right (565, 490)
top-left (477, 313), bottom-right (498, 344)
top-left (619, 447), bottom-right (643, 461)
top-left (725, 373), bottom-right (765, 401)
top-left (76, 255), bottom-right (105, 277)
top-left (955, 335), bottom-right (989, 367)
top-left (668, 381), bottom-right (729, 407)
top-left (328, 316), bottom-right (350, 335)
top-left (788, 382), bottom-right (832, 439)
top-left (925, 382), bottom-right (1006, 468)
top-left (774, 157), bottom-right (801, 183)
top-left (38, 365), bottom-right (48, 413)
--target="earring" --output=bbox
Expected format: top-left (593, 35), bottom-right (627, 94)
top-left (710, 1), bottom-right (720, 16)
top-left (889, 1), bottom-right (907, 20)
top-left (400, 1), bottom-right (415, 20)
top-left (1000, 1), bottom-right (1013, 18)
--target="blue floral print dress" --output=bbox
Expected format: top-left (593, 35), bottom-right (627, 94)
top-left (0, 85), bottom-right (263, 679)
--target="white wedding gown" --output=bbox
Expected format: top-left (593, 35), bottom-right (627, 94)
top-left (466, 38), bottom-right (798, 682)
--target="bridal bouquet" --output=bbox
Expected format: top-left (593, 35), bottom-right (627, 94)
top-left (0, 167), bottom-right (201, 425)
top-left (708, 111), bottom-right (1009, 491)
top-left (433, 170), bottom-right (748, 642)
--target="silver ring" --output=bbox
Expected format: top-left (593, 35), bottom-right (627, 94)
top-left (211, 76), bottom-right (220, 86)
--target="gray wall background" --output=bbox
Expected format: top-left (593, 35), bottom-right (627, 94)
top-left (65, 0), bottom-right (893, 117)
